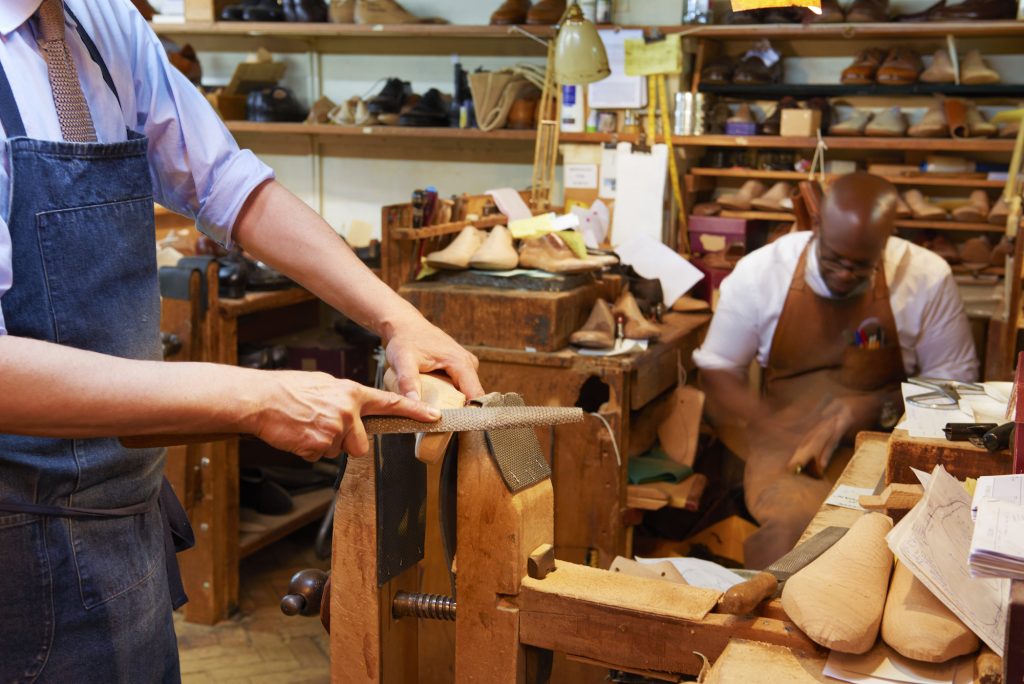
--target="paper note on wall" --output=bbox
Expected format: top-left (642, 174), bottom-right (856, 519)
top-left (612, 142), bottom-right (667, 245)
top-left (598, 145), bottom-right (617, 199)
top-left (565, 164), bottom-right (598, 189)
top-left (624, 35), bottom-right (683, 76)
top-left (588, 29), bottom-right (646, 109)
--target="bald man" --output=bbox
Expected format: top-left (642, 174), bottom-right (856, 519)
top-left (693, 173), bottom-right (978, 568)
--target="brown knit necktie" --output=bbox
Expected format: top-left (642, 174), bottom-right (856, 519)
top-left (37, 0), bottom-right (96, 142)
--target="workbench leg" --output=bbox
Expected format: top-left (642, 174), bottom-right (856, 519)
top-left (455, 431), bottom-right (553, 684)
top-left (1007, 579), bottom-right (1024, 683)
top-left (331, 441), bottom-right (418, 684)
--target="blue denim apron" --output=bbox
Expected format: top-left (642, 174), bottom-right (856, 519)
top-left (0, 10), bottom-right (190, 683)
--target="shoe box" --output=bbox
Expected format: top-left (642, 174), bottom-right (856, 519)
top-left (271, 328), bottom-right (371, 384)
top-left (688, 215), bottom-right (753, 256)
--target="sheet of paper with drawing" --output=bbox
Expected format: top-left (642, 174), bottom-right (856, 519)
top-left (900, 383), bottom-right (974, 439)
top-left (886, 465), bottom-right (1009, 655)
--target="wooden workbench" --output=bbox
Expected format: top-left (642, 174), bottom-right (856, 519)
top-left (473, 311), bottom-right (710, 567)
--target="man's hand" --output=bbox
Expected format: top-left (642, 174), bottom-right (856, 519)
top-left (247, 371), bottom-right (440, 461)
top-left (385, 317), bottom-right (484, 401)
top-left (785, 395), bottom-right (881, 475)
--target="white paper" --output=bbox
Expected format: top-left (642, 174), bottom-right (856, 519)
top-left (576, 338), bottom-right (648, 357)
top-left (971, 474), bottom-right (1024, 520)
top-left (901, 383), bottom-right (974, 439)
top-left (824, 642), bottom-right (967, 684)
top-left (911, 467), bottom-right (933, 488)
top-left (572, 199), bottom-right (610, 249)
top-left (485, 187), bottom-right (533, 222)
top-left (565, 163), bottom-right (598, 190)
top-left (970, 499), bottom-right (1024, 580)
top-left (634, 556), bottom-right (744, 592)
top-left (599, 145), bottom-right (618, 199)
top-left (615, 233), bottom-right (704, 308)
top-left (587, 29), bottom-right (647, 110)
top-left (887, 465), bottom-right (1009, 655)
top-left (611, 143), bottom-right (668, 246)
top-left (825, 485), bottom-right (873, 511)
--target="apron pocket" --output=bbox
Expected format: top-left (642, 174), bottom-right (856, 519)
top-left (71, 506), bottom-right (163, 610)
top-left (840, 344), bottom-right (905, 392)
top-left (0, 517), bottom-right (53, 683)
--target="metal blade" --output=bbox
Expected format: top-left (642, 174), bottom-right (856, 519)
top-left (766, 525), bottom-right (848, 583)
top-left (363, 406), bottom-right (584, 435)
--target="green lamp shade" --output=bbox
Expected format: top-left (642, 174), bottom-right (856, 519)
top-left (553, 4), bottom-right (610, 86)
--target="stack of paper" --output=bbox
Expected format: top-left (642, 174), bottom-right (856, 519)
top-left (824, 641), bottom-right (972, 684)
top-left (886, 465), bottom-right (1009, 657)
top-left (971, 474), bottom-right (1024, 520)
top-left (970, 497), bottom-right (1024, 580)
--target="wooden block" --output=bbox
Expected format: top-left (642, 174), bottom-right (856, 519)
top-left (652, 474), bottom-right (708, 510)
top-left (626, 496), bottom-right (670, 511)
top-left (626, 484), bottom-right (670, 501)
top-left (528, 544), bottom-right (556, 580)
top-left (400, 282), bottom-right (599, 352)
top-left (886, 429), bottom-right (1011, 485)
top-left (703, 640), bottom-right (829, 683)
top-left (859, 483), bottom-right (924, 512)
top-left (609, 557), bottom-right (687, 584)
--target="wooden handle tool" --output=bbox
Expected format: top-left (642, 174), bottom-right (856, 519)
top-left (717, 572), bottom-right (778, 616)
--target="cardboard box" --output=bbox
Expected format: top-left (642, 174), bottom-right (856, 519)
top-left (780, 109), bottom-right (822, 137)
top-left (206, 92), bottom-right (247, 120)
top-left (724, 121), bottom-right (758, 136)
top-left (277, 330), bottom-right (370, 384)
top-left (688, 215), bottom-right (750, 255)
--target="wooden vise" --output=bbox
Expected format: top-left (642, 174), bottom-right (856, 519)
top-left (312, 393), bottom-right (820, 683)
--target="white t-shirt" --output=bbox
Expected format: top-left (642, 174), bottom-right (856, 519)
top-left (692, 231), bottom-right (979, 382)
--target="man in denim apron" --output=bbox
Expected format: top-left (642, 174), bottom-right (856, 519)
top-left (0, 2), bottom-right (483, 682)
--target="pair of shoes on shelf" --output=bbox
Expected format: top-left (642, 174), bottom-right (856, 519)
top-left (490, 0), bottom-right (567, 25)
top-left (831, 106), bottom-right (908, 136)
top-left (221, 0), bottom-right (283, 21)
top-left (902, 189), bottom-right (1006, 223)
top-left (920, 49), bottom-right (1000, 85)
top-left (718, 180), bottom-right (793, 212)
top-left (327, 96), bottom-right (376, 125)
top-left (841, 48), bottom-right (924, 85)
top-left (425, 225), bottom-right (519, 271)
top-left (701, 40), bottom-right (782, 86)
top-left (570, 290), bottom-right (660, 350)
top-left (329, 0), bottom-right (447, 24)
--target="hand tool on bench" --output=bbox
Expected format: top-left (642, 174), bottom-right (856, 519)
top-left (118, 406), bottom-right (584, 449)
top-left (717, 525), bottom-right (848, 616)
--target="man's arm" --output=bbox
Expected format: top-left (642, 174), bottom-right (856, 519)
top-left (232, 180), bottom-right (484, 401)
top-left (0, 335), bottom-right (437, 459)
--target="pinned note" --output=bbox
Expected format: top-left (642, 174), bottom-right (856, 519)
top-left (508, 213), bottom-right (556, 239)
top-left (624, 35), bottom-right (683, 76)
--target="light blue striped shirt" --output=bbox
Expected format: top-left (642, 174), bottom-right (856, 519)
top-left (0, 0), bottom-right (274, 334)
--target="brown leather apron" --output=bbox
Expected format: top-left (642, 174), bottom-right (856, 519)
top-left (742, 239), bottom-right (905, 569)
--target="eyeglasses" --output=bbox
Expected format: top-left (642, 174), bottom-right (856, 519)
top-left (816, 239), bottom-right (878, 279)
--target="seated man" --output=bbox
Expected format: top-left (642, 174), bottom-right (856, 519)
top-left (693, 173), bottom-right (978, 569)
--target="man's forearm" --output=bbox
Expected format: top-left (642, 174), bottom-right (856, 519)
top-left (700, 368), bottom-right (767, 426)
top-left (232, 180), bottom-right (423, 341)
top-left (0, 336), bottom-right (256, 438)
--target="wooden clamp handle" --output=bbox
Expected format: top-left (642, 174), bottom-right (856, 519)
top-left (716, 572), bottom-right (778, 616)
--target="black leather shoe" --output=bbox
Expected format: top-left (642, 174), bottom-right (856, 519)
top-left (244, 0), bottom-right (285, 20)
top-left (247, 86), bottom-right (309, 122)
top-left (218, 254), bottom-right (248, 299)
top-left (366, 78), bottom-right (413, 115)
top-left (283, 0), bottom-right (328, 22)
top-left (399, 88), bottom-right (450, 127)
top-left (240, 468), bottom-right (294, 515)
top-left (245, 257), bottom-right (294, 290)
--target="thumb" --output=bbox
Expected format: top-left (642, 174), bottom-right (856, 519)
top-left (390, 351), bottom-right (423, 402)
top-left (358, 386), bottom-right (440, 422)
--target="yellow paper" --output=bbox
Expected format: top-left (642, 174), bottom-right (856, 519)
top-left (730, 0), bottom-right (819, 10)
top-left (508, 213), bottom-right (556, 239)
top-left (624, 35), bottom-right (682, 77)
top-left (558, 229), bottom-right (589, 259)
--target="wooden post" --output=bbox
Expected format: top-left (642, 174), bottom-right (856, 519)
top-left (331, 442), bottom-right (418, 684)
top-left (455, 430), bottom-right (554, 684)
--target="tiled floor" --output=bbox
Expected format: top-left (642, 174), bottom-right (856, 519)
top-left (175, 528), bottom-right (331, 684)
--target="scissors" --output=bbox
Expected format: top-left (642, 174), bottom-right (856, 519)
top-left (906, 377), bottom-right (986, 410)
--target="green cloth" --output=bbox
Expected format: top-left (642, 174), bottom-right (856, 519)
top-left (628, 447), bottom-right (694, 484)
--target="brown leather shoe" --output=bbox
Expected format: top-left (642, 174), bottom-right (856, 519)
top-left (846, 0), bottom-right (889, 21)
top-left (841, 49), bottom-right (885, 85)
top-left (806, 0), bottom-right (844, 21)
top-left (518, 233), bottom-right (604, 274)
top-left (570, 299), bottom-right (615, 349)
top-left (876, 48), bottom-right (922, 85)
top-left (330, 0), bottom-right (355, 22)
top-left (491, 0), bottom-right (530, 24)
top-left (527, 0), bottom-right (567, 24)
top-left (952, 190), bottom-right (990, 223)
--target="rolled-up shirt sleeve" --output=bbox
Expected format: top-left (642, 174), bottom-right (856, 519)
top-left (121, 5), bottom-right (273, 246)
top-left (692, 265), bottom-right (763, 375)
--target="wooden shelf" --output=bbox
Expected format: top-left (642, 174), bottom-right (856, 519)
top-left (700, 83), bottom-right (1024, 99)
top-left (152, 21), bottom-right (556, 40)
top-left (690, 168), bottom-right (1007, 188)
top-left (153, 20), bottom-right (1024, 42)
top-left (675, 20), bottom-right (1024, 40)
top-left (218, 288), bottom-right (315, 318)
top-left (895, 219), bottom-right (1007, 232)
top-left (680, 135), bottom-right (1017, 151)
top-left (391, 215), bottom-right (507, 240)
top-left (239, 486), bottom-right (334, 559)
top-left (719, 209), bottom-right (796, 221)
